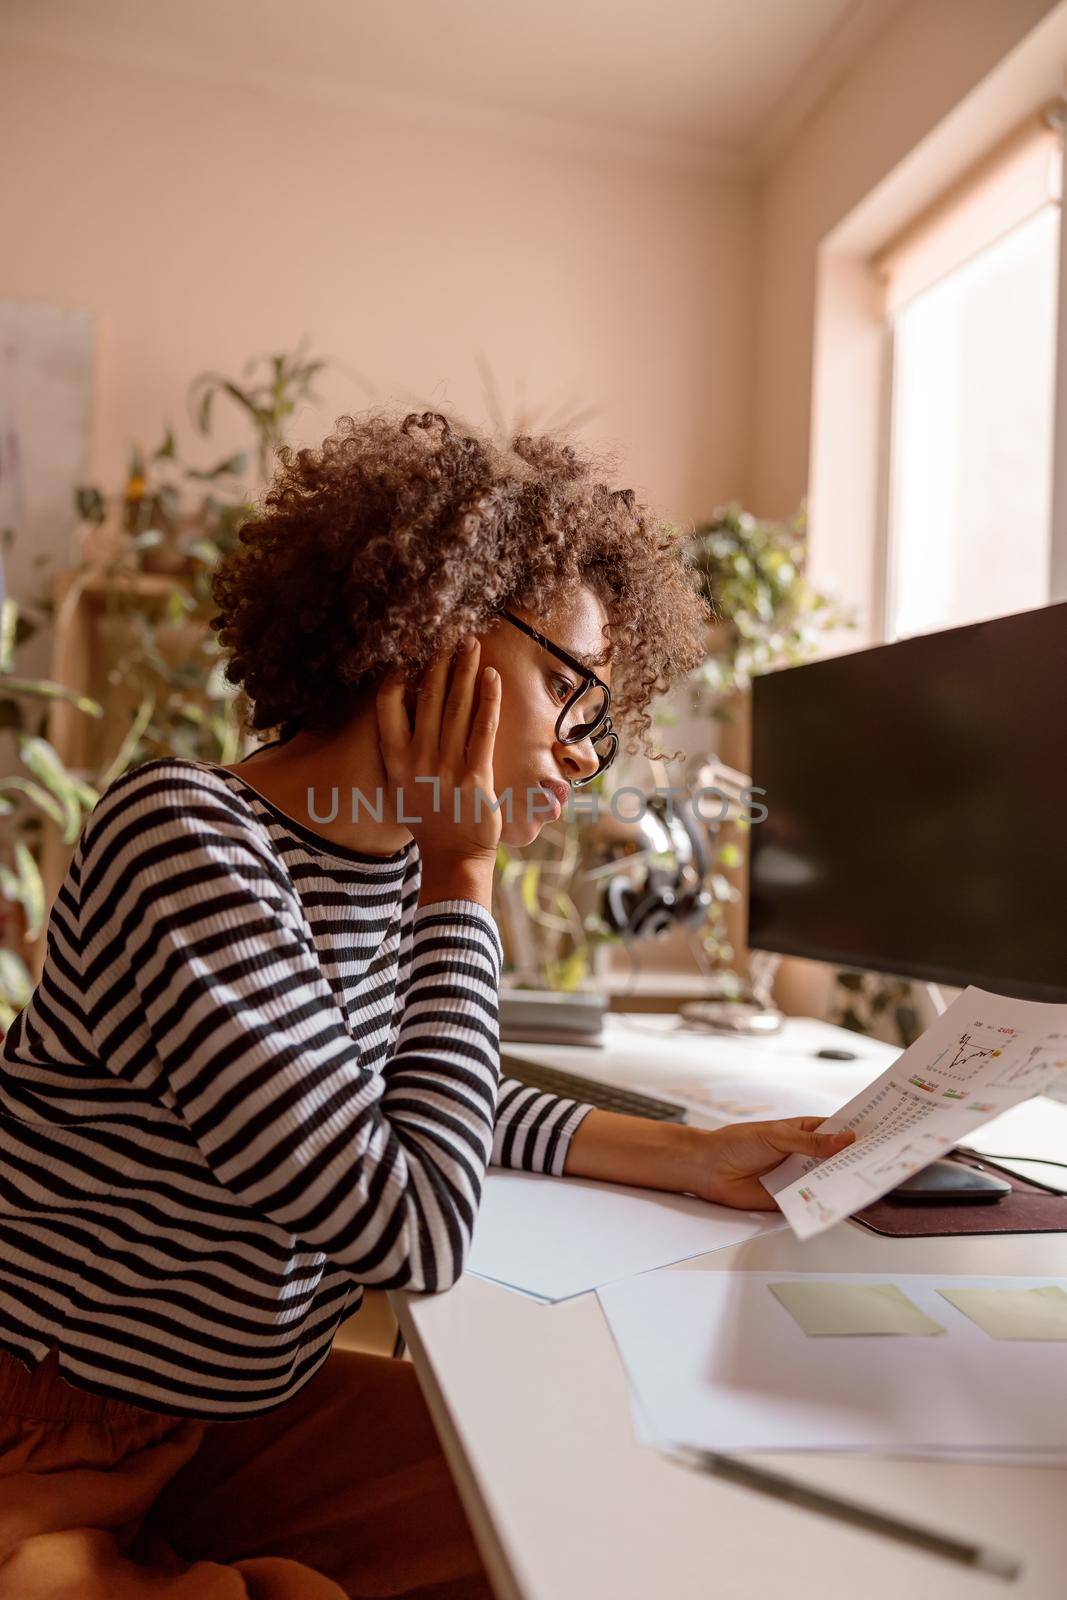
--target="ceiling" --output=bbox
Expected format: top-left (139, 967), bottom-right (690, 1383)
top-left (3, 0), bottom-right (904, 173)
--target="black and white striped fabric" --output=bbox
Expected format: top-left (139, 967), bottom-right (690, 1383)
top-left (0, 759), bottom-right (592, 1418)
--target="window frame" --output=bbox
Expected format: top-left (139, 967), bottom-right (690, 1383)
top-left (872, 108), bottom-right (1066, 644)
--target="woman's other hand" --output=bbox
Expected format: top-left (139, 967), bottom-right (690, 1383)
top-left (685, 1118), bottom-right (855, 1210)
top-left (563, 1110), bottom-right (855, 1213)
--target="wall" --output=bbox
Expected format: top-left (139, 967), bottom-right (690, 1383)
top-left (2, 39), bottom-right (753, 541)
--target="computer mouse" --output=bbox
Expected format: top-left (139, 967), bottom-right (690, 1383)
top-left (815, 1047), bottom-right (858, 1061)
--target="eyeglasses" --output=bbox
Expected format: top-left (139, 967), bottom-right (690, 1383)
top-left (499, 609), bottom-right (619, 788)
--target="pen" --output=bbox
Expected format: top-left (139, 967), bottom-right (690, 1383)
top-left (666, 1444), bottom-right (1021, 1582)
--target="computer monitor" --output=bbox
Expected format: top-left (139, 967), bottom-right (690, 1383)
top-left (747, 602), bottom-right (1067, 1003)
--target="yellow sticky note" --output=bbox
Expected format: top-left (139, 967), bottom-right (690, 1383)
top-left (769, 1281), bottom-right (946, 1337)
top-left (937, 1285), bottom-right (1067, 1341)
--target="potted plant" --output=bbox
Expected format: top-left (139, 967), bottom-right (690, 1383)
top-left (0, 578), bottom-right (102, 1026)
top-left (0, 346), bottom-right (329, 1028)
top-left (69, 344), bottom-right (329, 777)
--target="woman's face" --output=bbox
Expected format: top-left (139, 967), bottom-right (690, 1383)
top-left (476, 585), bottom-right (613, 846)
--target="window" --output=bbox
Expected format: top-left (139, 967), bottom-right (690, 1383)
top-left (875, 114), bottom-right (1063, 641)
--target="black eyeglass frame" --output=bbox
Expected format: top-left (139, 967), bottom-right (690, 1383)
top-left (499, 609), bottom-right (618, 788)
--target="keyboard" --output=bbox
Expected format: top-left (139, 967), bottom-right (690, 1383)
top-left (501, 1055), bottom-right (688, 1123)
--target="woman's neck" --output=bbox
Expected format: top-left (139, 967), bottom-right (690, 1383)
top-left (222, 703), bottom-right (413, 858)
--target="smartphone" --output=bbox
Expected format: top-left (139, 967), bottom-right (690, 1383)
top-left (888, 1159), bottom-right (1012, 1205)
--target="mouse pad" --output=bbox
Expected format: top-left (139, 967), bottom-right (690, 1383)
top-left (852, 1157), bottom-right (1067, 1238)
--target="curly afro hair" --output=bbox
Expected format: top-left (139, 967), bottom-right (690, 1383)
top-left (210, 408), bottom-right (711, 761)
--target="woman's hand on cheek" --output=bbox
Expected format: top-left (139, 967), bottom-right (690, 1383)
top-left (683, 1118), bottom-right (855, 1211)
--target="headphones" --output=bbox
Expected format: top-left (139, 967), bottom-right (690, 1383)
top-left (600, 793), bottom-right (715, 940)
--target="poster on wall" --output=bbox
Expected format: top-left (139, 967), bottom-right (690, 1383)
top-left (0, 297), bottom-right (95, 690)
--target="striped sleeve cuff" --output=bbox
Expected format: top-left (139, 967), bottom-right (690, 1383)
top-left (492, 1082), bottom-right (596, 1176)
top-left (412, 898), bottom-right (504, 974)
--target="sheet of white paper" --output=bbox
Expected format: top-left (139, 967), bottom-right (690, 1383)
top-left (760, 987), bottom-right (1067, 1238)
top-left (466, 1170), bottom-right (784, 1301)
top-left (467, 1272), bottom-right (551, 1304)
top-left (623, 1382), bottom-right (1062, 1466)
top-left (597, 1270), bottom-right (1067, 1461)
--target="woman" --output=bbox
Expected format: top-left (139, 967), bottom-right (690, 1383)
top-left (0, 410), bottom-right (852, 1597)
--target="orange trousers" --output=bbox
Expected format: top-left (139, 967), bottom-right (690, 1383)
top-left (0, 1345), bottom-right (494, 1599)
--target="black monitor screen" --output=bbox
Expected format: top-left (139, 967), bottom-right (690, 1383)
top-left (747, 603), bottom-right (1067, 1002)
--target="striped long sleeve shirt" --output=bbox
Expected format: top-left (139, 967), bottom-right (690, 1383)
top-left (0, 758), bottom-right (593, 1418)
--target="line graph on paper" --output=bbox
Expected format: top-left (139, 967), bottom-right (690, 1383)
top-left (987, 1032), bottom-right (1067, 1092)
top-left (856, 1135), bottom-right (947, 1193)
top-left (926, 1023), bottom-right (1020, 1088)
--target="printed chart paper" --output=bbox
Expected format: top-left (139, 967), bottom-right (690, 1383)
top-left (768, 1281), bottom-right (946, 1337)
top-left (467, 1170), bottom-right (784, 1301)
top-left (596, 1270), bottom-right (1067, 1460)
top-left (760, 986), bottom-right (1067, 1239)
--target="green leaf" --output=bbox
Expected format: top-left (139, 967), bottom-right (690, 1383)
top-left (14, 838), bottom-right (45, 940)
top-left (187, 538), bottom-right (223, 568)
top-left (186, 452), bottom-right (249, 482)
top-left (0, 776), bottom-right (65, 828)
top-left (543, 948), bottom-right (588, 993)
top-left (500, 856), bottom-right (523, 888)
top-left (97, 696), bottom-right (155, 791)
top-left (0, 948), bottom-right (33, 1009)
top-left (0, 677), bottom-right (103, 717)
top-left (520, 863), bottom-right (540, 916)
top-left (154, 426), bottom-right (177, 461)
top-left (216, 381), bottom-right (260, 423)
top-left (192, 383), bottom-right (216, 435)
top-left (176, 703), bottom-right (210, 727)
top-left (17, 737), bottom-right (85, 841)
top-left (0, 598), bottom-right (17, 674)
top-left (75, 485), bottom-right (107, 525)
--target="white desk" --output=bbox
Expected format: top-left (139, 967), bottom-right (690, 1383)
top-left (391, 1014), bottom-right (1067, 1600)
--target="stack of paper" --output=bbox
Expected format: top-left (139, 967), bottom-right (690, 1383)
top-left (467, 1170), bottom-right (784, 1302)
top-left (597, 1270), bottom-right (1067, 1462)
